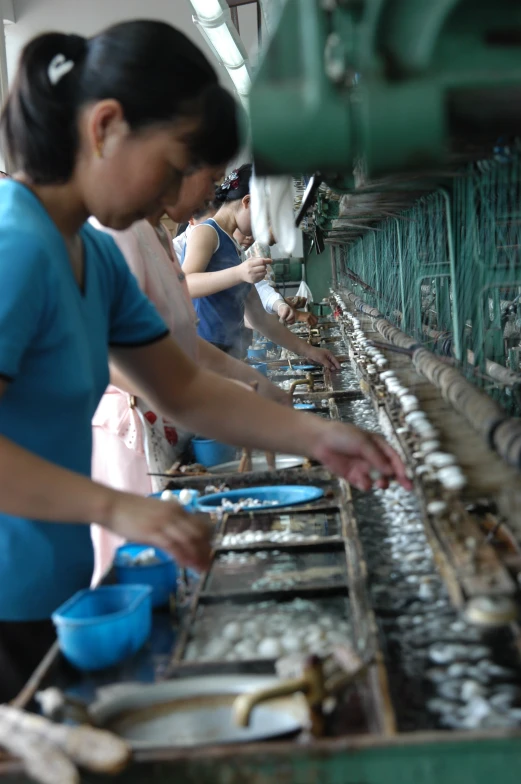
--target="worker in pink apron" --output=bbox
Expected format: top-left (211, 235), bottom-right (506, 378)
top-left (91, 167), bottom-right (288, 583)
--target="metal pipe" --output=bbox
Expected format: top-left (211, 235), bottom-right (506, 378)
top-left (289, 373), bottom-right (315, 397)
top-left (330, 246), bottom-right (338, 289)
top-left (440, 188), bottom-right (463, 361)
top-left (233, 658), bottom-right (325, 732)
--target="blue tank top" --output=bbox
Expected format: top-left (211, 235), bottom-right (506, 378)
top-left (190, 219), bottom-right (251, 347)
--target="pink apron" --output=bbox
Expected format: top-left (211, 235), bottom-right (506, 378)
top-left (90, 220), bottom-right (198, 584)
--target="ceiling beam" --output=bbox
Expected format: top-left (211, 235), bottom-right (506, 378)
top-left (0, 0), bottom-right (14, 23)
top-left (230, 6), bottom-right (240, 32)
top-left (226, 0), bottom-right (257, 8)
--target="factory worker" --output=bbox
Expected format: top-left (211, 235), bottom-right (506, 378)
top-left (0, 21), bottom-right (410, 702)
top-left (173, 202), bottom-right (217, 262)
top-left (234, 228), bottom-right (318, 327)
top-left (91, 166), bottom-right (288, 584)
top-left (183, 164), bottom-right (339, 365)
top-left (182, 209), bottom-right (295, 326)
top-left (234, 228), bottom-right (296, 326)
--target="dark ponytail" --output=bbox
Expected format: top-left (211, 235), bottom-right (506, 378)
top-left (0, 20), bottom-right (240, 184)
top-left (1, 32), bottom-right (87, 183)
top-left (214, 163), bottom-right (252, 203)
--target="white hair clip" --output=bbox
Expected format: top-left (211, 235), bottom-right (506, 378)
top-left (48, 53), bottom-right (74, 85)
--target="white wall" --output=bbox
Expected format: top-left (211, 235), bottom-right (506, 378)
top-left (5, 0), bottom-right (243, 89)
top-left (3, 0), bottom-right (303, 254)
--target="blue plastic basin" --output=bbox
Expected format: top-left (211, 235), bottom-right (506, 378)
top-left (277, 365), bottom-right (317, 372)
top-left (192, 437), bottom-right (236, 468)
top-left (247, 347), bottom-right (267, 360)
top-left (197, 485), bottom-right (324, 513)
top-left (294, 403), bottom-right (316, 410)
top-left (150, 490), bottom-right (182, 500)
top-left (249, 362), bottom-right (268, 376)
top-left (114, 544), bottom-right (177, 608)
top-left (52, 585), bottom-right (152, 672)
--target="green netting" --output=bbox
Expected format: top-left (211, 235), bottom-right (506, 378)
top-left (454, 158), bottom-right (521, 374)
top-left (334, 156), bottom-right (521, 410)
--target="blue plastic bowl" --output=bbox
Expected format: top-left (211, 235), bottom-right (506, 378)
top-left (52, 585), bottom-right (152, 672)
top-left (192, 437), bottom-right (236, 468)
top-left (114, 544), bottom-right (177, 608)
top-left (247, 347), bottom-right (267, 360)
top-left (197, 485), bottom-right (324, 513)
top-left (278, 365), bottom-right (317, 372)
top-left (150, 490), bottom-right (182, 500)
top-left (249, 362), bottom-right (268, 376)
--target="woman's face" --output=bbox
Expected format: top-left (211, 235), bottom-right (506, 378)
top-left (235, 194), bottom-right (252, 237)
top-left (78, 102), bottom-right (202, 230)
top-left (234, 229), bottom-right (254, 250)
top-left (164, 165), bottom-right (225, 224)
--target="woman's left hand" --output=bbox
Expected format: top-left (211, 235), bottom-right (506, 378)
top-left (259, 378), bottom-right (292, 407)
top-left (306, 346), bottom-right (341, 370)
top-left (276, 302), bottom-right (296, 325)
top-left (312, 421), bottom-right (412, 492)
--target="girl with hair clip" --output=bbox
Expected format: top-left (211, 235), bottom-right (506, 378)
top-left (0, 21), bottom-right (409, 701)
top-left (173, 200), bottom-right (218, 263)
top-left (183, 164), bottom-right (338, 365)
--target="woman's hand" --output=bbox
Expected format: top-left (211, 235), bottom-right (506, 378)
top-left (305, 345), bottom-right (341, 370)
top-left (257, 377), bottom-right (292, 407)
top-left (295, 311), bottom-right (318, 327)
top-left (276, 302), bottom-right (296, 325)
top-left (105, 493), bottom-right (213, 571)
top-left (238, 257), bottom-right (271, 285)
top-left (312, 421), bottom-right (412, 492)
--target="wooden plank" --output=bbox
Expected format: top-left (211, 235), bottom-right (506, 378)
top-left (167, 562), bottom-right (211, 671)
top-left (430, 505), bottom-right (516, 597)
top-left (337, 479), bottom-right (397, 736)
top-left (200, 584), bottom-right (349, 603)
top-left (214, 537), bottom-right (345, 553)
top-left (380, 399), bottom-right (516, 601)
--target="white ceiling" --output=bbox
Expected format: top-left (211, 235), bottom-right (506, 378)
top-left (5, 0), bottom-right (260, 88)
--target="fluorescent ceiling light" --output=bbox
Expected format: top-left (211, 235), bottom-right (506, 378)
top-left (227, 63), bottom-right (251, 96)
top-left (188, 0), bottom-right (252, 106)
top-left (189, 0), bottom-right (223, 23)
top-left (203, 23), bottom-right (245, 69)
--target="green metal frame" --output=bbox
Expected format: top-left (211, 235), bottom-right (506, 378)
top-left (332, 157), bottom-right (521, 410)
top-left (4, 732), bottom-right (521, 783)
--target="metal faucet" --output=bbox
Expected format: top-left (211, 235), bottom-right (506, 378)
top-left (237, 380), bottom-right (276, 472)
top-left (233, 647), bottom-right (371, 738)
top-left (289, 373), bottom-right (315, 397)
top-left (308, 328), bottom-right (321, 345)
top-left (233, 657), bottom-right (326, 737)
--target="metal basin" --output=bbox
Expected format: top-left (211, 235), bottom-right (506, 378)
top-left (88, 676), bottom-right (308, 748)
top-left (208, 454), bottom-right (305, 474)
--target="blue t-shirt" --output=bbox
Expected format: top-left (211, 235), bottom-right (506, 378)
top-left (189, 219), bottom-right (251, 348)
top-left (0, 181), bottom-right (169, 620)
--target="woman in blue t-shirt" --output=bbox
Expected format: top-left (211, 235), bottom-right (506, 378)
top-left (0, 21), bottom-right (409, 701)
top-left (182, 164), bottom-right (339, 364)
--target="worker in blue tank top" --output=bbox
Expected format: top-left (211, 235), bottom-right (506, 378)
top-left (183, 164), bottom-right (340, 365)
